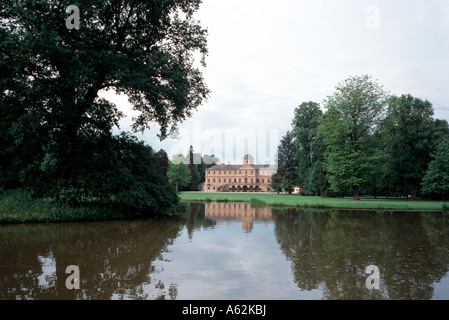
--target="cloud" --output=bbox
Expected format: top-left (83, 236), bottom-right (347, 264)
top-left (106, 0), bottom-right (449, 162)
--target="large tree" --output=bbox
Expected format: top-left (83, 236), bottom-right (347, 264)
top-left (291, 101), bottom-right (323, 195)
top-left (273, 131), bottom-right (298, 194)
top-left (386, 94), bottom-right (437, 200)
top-left (1, 0), bottom-right (209, 199)
top-left (319, 75), bottom-right (389, 200)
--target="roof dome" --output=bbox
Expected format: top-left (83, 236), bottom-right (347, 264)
top-left (243, 153), bottom-right (254, 159)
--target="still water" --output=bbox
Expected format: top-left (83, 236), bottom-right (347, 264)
top-left (1, 202), bottom-right (449, 300)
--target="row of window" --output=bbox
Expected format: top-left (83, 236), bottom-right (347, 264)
top-left (208, 178), bottom-right (270, 184)
top-left (207, 170), bottom-right (271, 176)
top-left (207, 186), bottom-right (266, 191)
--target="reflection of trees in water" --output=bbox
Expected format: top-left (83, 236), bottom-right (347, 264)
top-left (185, 202), bottom-right (217, 240)
top-left (2, 205), bottom-right (449, 300)
top-left (0, 219), bottom-right (183, 300)
top-left (272, 208), bottom-right (449, 300)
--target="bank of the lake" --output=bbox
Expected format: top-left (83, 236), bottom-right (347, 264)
top-left (180, 191), bottom-right (448, 211)
top-left (0, 189), bottom-right (184, 224)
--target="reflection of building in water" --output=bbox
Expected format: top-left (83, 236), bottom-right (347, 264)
top-left (204, 202), bottom-right (272, 232)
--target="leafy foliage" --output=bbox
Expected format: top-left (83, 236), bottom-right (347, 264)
top-left (291, 101), bottom-right (323, 195)
top-left (318, 75), bottom-right (389, 200)
top-left (421, 138), bottom-right (449, 200)
top-left (1, 0), bottom-right (209, 213)
top-left (273, 131), bottom-right (298, 194)
top-left (385, 94), bottom-right (438, 200)
top-left (167, 155), bottom-right (191, 192)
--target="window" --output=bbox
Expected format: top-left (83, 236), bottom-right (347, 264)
top-left (208, 187), bottom-right (210, 190)
top-left (262, 179), bottom-right (264, 183)
top-left (208, 179), bottom-right (210, 183)
top-left (219, 179), bottom-right (221, 183)
top-left (224, 179), bottom-right (226, 183)
top-left (213, 179), bottom-right (215, 183)
top-left (234, 179), bottom-right (237, 183)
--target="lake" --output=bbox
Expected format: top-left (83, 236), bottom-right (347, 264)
top-left (1, 202), bottom-right (449, 300)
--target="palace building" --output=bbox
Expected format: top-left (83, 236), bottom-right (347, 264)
top-left (204, 153), bottom-right (276, 192)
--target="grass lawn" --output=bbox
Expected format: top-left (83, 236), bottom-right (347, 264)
top-left (179, 192), bottom-right (448, 211)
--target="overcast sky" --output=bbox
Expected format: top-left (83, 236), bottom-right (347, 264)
top-left (101, 0), bottom-right (449, 164)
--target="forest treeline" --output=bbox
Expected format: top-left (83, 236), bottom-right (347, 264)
top-left (271, 75), bottom-right (449, 201)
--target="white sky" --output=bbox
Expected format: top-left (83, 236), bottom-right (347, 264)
top-left (101, 0), bottom-right (449, 164)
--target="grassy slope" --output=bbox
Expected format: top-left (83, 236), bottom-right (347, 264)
top-left (179, 192), bottom-right (447, 211)
top-left (0, 189), bottom-right (125, 223)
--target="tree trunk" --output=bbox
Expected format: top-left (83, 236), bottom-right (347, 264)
top-left (175, 181), bottom-right (179, 192)
top-left (386, 184), bottom-right (389, 200)
top-left (353, 185), bottom-right (360, 201)
top-left (410, 183), bottom-right (417, 201)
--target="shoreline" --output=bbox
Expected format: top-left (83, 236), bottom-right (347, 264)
top-left (1, 190), bottom-right (447, 224)
top-left (180, 199), bottom-right (446, 212)
top-left (179, 192), bottom-right (448, 212)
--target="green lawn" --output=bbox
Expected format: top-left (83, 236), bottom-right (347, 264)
top-left (179, 192), bottom-right (448, 211)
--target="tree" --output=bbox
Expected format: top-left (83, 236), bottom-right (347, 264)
top-left (318, 75), bottom-right (389, 200)
top-left (291, 101), bottom-right (323, 195)
top-left (153, 149), bottom-right (169, 178)
top-left (275, 131), bottom-right (298, 194)
top-left (167, 155), bottom-right (190, 192)
top-left (29, 132), bottom-right (182, 214)
top-left (194, 153), bottom-right (217, 191)
top-left (1, 0), bottom-right (209, 201)
top-left (386, 94), bottom-right (437, 200)
top-left (270, 173), bottom-right (283, 194)
top-left (188, 145), bottom-right (199, 191)
top-left (421, 138), bottom-right (449, 201)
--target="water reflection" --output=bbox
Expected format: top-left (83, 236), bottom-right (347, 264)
top-left (272, 208), bottom-right (449, 299)
top-left (1, 204), bottom-right (449, 300)
top-left (204, 202), bottom-right (272, 232)
top-left (0, 219), bottom-right (184, 300)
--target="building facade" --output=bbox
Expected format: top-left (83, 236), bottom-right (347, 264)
top-left (204, 154), bottom-right (276, 192)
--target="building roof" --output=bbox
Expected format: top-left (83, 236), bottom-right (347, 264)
top-left (243, 153), bottom-right (254, 160)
